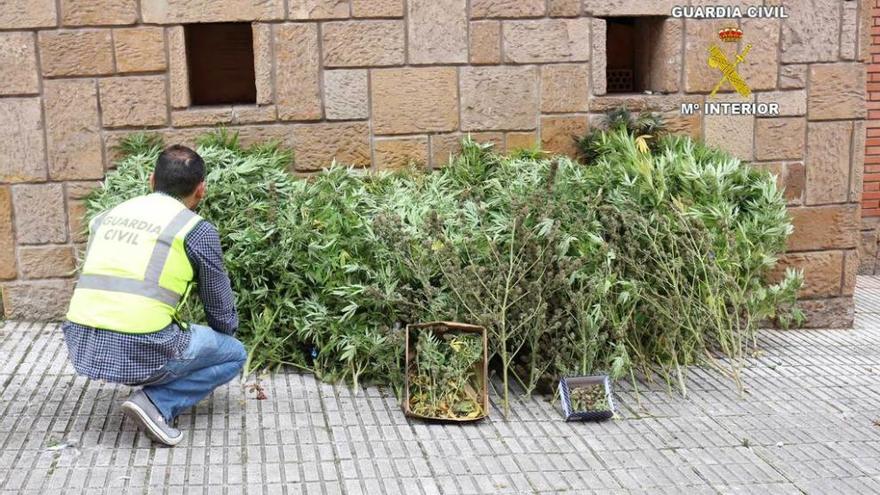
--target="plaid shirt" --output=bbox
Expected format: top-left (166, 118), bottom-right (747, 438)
top-left (62, 215), bottom-right (238, 385)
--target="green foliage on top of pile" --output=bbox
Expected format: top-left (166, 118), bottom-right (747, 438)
top-left (87, 126), bottom-right (801, 408)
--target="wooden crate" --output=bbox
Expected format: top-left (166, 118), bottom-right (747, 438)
top-left (403, 321), bottom-right (489, 422)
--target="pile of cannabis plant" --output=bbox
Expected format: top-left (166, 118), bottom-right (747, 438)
top-left (86, 125), bottom-right (802, 410)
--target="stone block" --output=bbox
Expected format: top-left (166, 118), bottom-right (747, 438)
top-left (591, 18), bottom-right (606, 96)
top-left (787, 205), bottom-right (859, 251)
top-left (374, 137), bottom-right (429, 170)
top-left (44, 79), bottom-right (103, 181)
top-left (292, 122), bottom-right (370, 171)
top-left (114, 27), bottom-right (165, 73)
top-left (66, 181), bottom-right (101, 244)
top-left (469, 21), bottom-right (500, 65)
top-left (61, 0), bottom-right (137, 25)
top-left (168, 26), bottom-right (189, 108)
top-left (541, 64), bottom-right (589, 113)
top-left (1, 280), bottom-right (75, 321)
top-left (468, 132), bottom-right (505, 151)
top-left (430, 133), bottom-right (504, 168)
top-left (0, 0), bottom-right (56, 29)
top-left (797, 297), bottom-right (853, 329)
top-left (858, 0), bottom-right (872, 62)
top-left (779, 65), bottom-right (807, 89)
top-left (13, 184), bottom-right (67, 245)
top-left (704, 95), bottom-right (755, 160)
top-left (806, 121), bottom-right (852, 205)
top-left (547, 0), bottom-right (580, 17)
top-left (540, 115), bottom-right (587, 158)
top-left (780, 0), bottom-right (840, 63)
top-left (588, 94), bottom-right (656, 113)
top-left (232, 105), bottom-right (278, 124)
top-left (582, 0), bottom-right (676, 15)
top-left (755, 118), bottom-right (805, 161)
top-left (460, 66), bottom-right (538, 131)
top-left (324, 70), bottom-right (368, 121)
top-left (662, 110), bottom-right (702, 139)
top-left (171, 108), bottom-right (234, 127)
top-left (784, 162), bottom-right (805, 205)
top-left (840, 0), bottom-right (858, 60)
top-left (470, 0), bottom-right (544, 18)
top-left (276, 23), bottom-right (322, 121)
top-left (18, 245), bottom-right (77, 279)
top-left (756, 90), bottom-right (806, 117)
top-left (253, 23), bottom-right (274, 105)
top-left (352, 0), bottom-right (402, 17)
top-left (503, 19), bottom-right (590, 63)
top-left (0, 32), bottom-right (39, 95)
top-left (408, 0), bottom-right (467, 64)
top-left (371, 67), bottom-right (459, 135)
top-left (808, 63), bottom-right (866, 121)
top-left (751, 161), bottom-right (782, 180)
top-left (684, 19), bottom-right (731, 93)
top-left (752, 162), bottom-right (784, 201)
top-left (231, 126), bottom-right (297, 154)
top-left (430, 134), bottom-right (460, 168)
top-left (842, 249), bottom-right (858, 296)
top-left (0, 98), bottom-right (46, 183)
top-left (0, 188), bottom-right (15, 280)
top-left (141, 0), bottom-right (284, 23)
top-left (322, 21), bottom-right (405, 67)
top-left (643, 18), bottom-right (682, 94)
top-left (99, 76), bottom-right (168, 128)
top-left (852, 121), bottom-right (865, 203)
top-left (289, 0), bottom-right (349, 19)
top-left (39, 30), bottom-right (114, 77)
top-left (739, 19), bottom-right (779, 91)
top-left (770, 250), bottom-right (844, 298)
top-left (506, 131), bottom-right (538, 151)
top-left (859, 230), bottom-right (877, 275)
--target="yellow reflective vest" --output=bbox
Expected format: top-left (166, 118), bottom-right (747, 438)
top-left (66, 193), bottom-right (203, 333)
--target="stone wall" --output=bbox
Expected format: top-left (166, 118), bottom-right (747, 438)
top-left (0, 0), bottom-right (869, 327)
top-left (861, 0), bottom-right (880, 275)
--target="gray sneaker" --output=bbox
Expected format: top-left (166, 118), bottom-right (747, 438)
top-left (121, 390), bottom-right (184, 446)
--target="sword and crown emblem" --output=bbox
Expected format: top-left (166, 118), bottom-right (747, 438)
top-left (707, 26), bottom-right (752, 98)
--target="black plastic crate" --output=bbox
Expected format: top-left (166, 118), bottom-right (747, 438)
top-left (558, 375), bottom-right (615, 422)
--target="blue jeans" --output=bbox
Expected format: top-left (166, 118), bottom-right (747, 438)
top-left (139, 324), bottom-right (247, 422)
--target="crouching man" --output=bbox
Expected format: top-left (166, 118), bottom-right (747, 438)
top-left (63, 145), bottom-right (245, 446)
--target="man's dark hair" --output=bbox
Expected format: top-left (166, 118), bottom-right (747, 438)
top-left (154, 145), bottom-right (205, 198)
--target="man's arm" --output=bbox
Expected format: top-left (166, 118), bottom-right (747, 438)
top-left (184, 221), bottom-right (239, 335)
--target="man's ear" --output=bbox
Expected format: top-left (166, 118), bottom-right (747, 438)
top-left (149, 172), bottom-right (155, 191)
top-left (196, 181), bottom-right (206, 200)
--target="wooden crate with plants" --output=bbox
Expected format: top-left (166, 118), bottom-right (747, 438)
top-left (404, 322), bottom-right (489, 422)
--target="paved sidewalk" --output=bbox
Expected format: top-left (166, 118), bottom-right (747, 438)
top-left (3, 280), bottom-right (880, 494)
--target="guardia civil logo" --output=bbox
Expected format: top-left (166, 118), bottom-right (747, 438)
top-left (679, 23), bottom-right (780, 117)
top-left (707, 26), bottom-right (751, 99)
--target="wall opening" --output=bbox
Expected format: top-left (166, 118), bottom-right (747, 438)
top-left (184, 23), bottom-right (257, 106)
top-left (605, 17), bottom-right (670, 94)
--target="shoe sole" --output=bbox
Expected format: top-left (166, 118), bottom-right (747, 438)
top-left (120, 400), bottom-right (183, 447)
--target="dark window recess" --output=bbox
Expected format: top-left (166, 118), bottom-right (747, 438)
top-left (606, 17), bottom-right (669, 94)
top-left (184, 23), bottom-right (256, 106)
